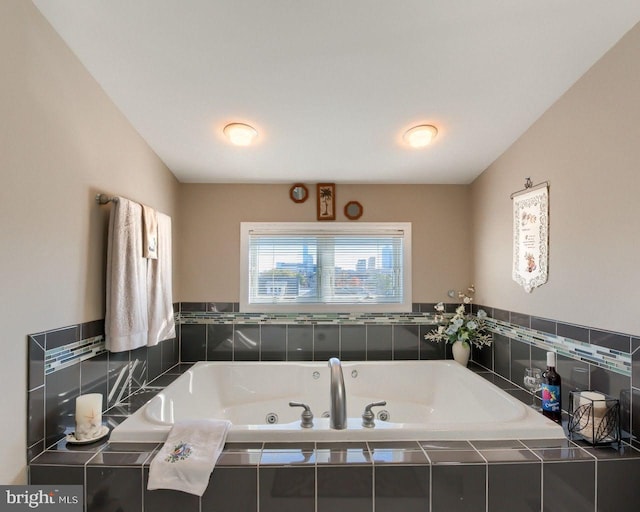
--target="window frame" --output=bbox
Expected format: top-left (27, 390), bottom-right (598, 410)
top-left (239, 222), bottom-right (412, 313)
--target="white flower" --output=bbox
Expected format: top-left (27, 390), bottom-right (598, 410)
top-left (435, 302), bottom-right (445, 312)
top-left (455, 305), bottom-right (465, 315)
top-left (463, 296), bottom-right (471, 304)
top-left (477, 309), bottom-right (487, 319)
top-left (466, 320), bottom-right (478, 331)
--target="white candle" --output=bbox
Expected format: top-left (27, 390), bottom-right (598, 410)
top-left (578, 392), bottom-right (606, 442)
top-left (75, 393), bottom-right (103, 440)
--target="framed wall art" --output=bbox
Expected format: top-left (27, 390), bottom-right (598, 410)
top-left (512, 181), bottom-right (549, 293)
top-left (316, 183), bottom-right (335, 221)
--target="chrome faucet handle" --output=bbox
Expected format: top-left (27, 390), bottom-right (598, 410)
top-left (362, 401), bottom-right (387, 428)
top-left (289, 402), bottom-right (314, 428)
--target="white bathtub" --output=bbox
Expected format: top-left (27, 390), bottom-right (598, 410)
top-left (109, 360), bottom-right (565, 443)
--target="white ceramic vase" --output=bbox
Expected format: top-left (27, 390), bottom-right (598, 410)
top-left (452, 341), bottom-right (470, 366)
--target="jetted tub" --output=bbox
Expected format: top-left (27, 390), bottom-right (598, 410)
top-left (109, 360), bottom-right (565, 443)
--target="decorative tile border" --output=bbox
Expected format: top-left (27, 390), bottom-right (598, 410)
top-left (45, 335), bottom-right (106, 375)
top-left (485, 318), bottom-right (631, 377)
top-left (179, 311), bottom-right (441, 325)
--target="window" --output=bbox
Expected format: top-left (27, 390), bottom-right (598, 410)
top-left (240, 222), bottom-right (412, 312)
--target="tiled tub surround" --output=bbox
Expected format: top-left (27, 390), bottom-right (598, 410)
top-left (27, 301), bottom-right (640, 511)
top-left (28, 319), bottom-right (179, 462)
top-left (29, 363), bottom-right (640, 512)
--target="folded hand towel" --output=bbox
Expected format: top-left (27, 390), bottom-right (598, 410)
top-left (142, 204), bottom-right (158, 259)
top-left (105, 197), bottom-right (148, 352)
top-left (147, 419), bottom-right (232, 496)
top-left (147, 212), bottom-right (176, 346)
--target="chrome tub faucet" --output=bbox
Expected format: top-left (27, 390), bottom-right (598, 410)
top-left (328, 357), bottom-right (347, 429)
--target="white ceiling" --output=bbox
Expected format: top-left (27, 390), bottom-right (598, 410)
top-left (33, 1), bottom-right (640, 184)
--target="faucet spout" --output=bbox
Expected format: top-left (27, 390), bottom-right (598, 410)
top-left (328, 357), bottom-right (347, 430)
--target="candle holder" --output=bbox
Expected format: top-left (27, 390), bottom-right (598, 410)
top-left (568, 390), bottom-right (620, 446)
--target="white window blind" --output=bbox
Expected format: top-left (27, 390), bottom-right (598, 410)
top-left (240, 223), bottom-right (412, 312)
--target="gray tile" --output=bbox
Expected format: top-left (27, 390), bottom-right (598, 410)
top-left (493, 334), bottom-right (510, 380)
top-left (542, 460), bottom-right (594, 512)
top-left (419, 440), bottom-right (474, 450)
top-left (201, 467), bottom-right (257, 511)
top-left (144, 468), bottom-right (200, 512)
top-left (480, 449), bottom-right (539, 463)
top-left (180, 302), bottom-right (208, 312)
top-left (147, 343), bottom-right (163, 380)
top-left (471, 342), bottom-right (492, 370)
top-left (488, 463), bottom-right (540, 512)
top-left (86, 466), bottom-right (142, 512)
top-left (531, 317), bottom-right (556, 335)
top-left (313, 325), bottom-right (340, 361)
top-left (208, 302), bottom-right (236, 313)
top-left (234, 324), bottom-right (260, 361)
top-left (420, 326), bottom-right (446, 360)
top-left (432, 464), bottom-right (486, 512)
top-left (107, 351), bottom-right (130, 408)
top-left (259, 467), bottom-right (315, 512)
top-left (161, 337), bottom-right (178, 372)
top-left (81, 319), bottom-right (105, 340)
top-left (130, 345), bottom-right (148, 391)
top-left (340, 325), bottom-right (366, 360)
top-left (510, 339), bottom-right (530, 390)
top-left (510, 312), bottom-right (531, 328)
top-left (375, 465), bottom-right (429, 512)
top-left (596, 459), bottom-right (640, 512)
top-left (287, 325), bottom-right (313, 361)
top-left (80, 352), bottom-right (108, 397)
top-left (147, 373), bottom-right (179, 388)
top-left (393, 324), bottom-right (419, 360)
top-left (633, 338), bottom-right (640, 389)
top-left (557, 322), bottom-right (589, 344)
top-left (366, 325), bottom-right (392, 360)
top-left (28, 335), bottom-right (45, 390)
top-left (88, 451), bottom-right (151, 466)
top-left (207, 324), bottom-right (233, 361)
top-left (315, 446), bottom-right (371, 465)
top-left (590, 329), bottom-right (630, 353)
top-left (370, 449), bottom-right (429, 465)
top-left (260, 450), bottom-right (316, 466)
top-left (45, 325), bottom-right (80, 350)
top-left (30, 450), bottom-right (95, 465)
top-left (532, 448), bottom-right (594, 461)
top-left (425, 450), bottom-right (485, 464)
top-left (470, 439), bottom-right (525, 450)
top-left (590, 366), bottom-right (631, 434)
top-left (28, 386), bottom-right (45, 447)
top-left (260, 325), bottom-right (286, 361)
top-left (317, 466), bottom-right (372, 512)
top-left (632, 387), bottom-right (640, 444)
top-left (45, 363), bottom-right (80, 446)
top-left (217, 451), bottom-right (262, 466)
top-left (492, 308), bottom-right (510, 322)
top-left (179, 324), bottom-right (207, 362)
top-left (29, 465), bottom-right (84, 485)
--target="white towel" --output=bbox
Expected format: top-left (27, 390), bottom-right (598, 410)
top-left (147, 212), bottom-right (176, 346)
top-left (147, 419), bottom-right (232, 496)
top-left (142, 204), bottom-right (158, 259)
top-left (105, 198), bottom-right (148, 352)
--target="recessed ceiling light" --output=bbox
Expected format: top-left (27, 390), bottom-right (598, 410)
top-left (403, 124), bottom-right (438, 148)
top-left (223, 123), bottom-right (258, 146)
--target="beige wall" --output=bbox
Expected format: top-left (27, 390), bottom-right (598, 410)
top-left (0, 1), bottom-right (179, 484)
top-left (178, 183), bottom-right (472, 302)
top-left (471, 22), bottom-right (640, 337)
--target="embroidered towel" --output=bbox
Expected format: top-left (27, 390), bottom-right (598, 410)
top-left (147, 419), bottom-right (232, 496)
top-left (142, 204), bottom-right (158, 259)
top-left (147, 212), bottom-right (175, 346)
top-left (105, 197), bottom-right (148, 352)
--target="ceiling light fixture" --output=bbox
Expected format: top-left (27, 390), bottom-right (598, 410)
top-left (223, 122), bottom-right (258, 146)
top-left (403, 124), bottom-right (438, 148)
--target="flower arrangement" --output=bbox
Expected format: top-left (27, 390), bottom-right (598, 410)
top-left (424, 286), bottom-right (492, 349)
